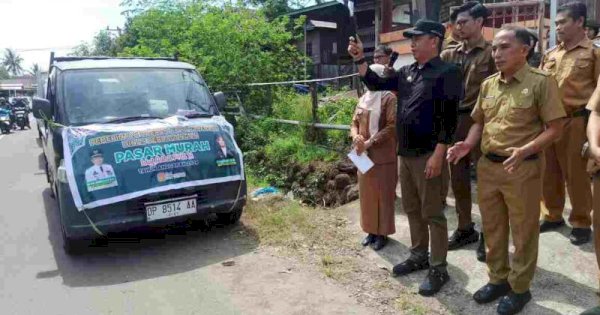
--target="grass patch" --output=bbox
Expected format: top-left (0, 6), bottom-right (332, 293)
top-left (394, 296), bottom-right (429, 315)
top-left (242, 194), bottom-right (355, 279)
top-left (245, 172), bottom-right (269, 189)
top-left (240, 193), bottom-right (442, 314)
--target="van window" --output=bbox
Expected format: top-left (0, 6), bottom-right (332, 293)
top-left (62, 68), bottom-right (217, 125)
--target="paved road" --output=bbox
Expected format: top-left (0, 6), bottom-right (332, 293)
top-left (0, 125), bottom-right (375, 315)
top-left (377, 177), bottom-right (600, 314)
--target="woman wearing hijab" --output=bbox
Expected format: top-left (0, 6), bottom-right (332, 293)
top-left (351, 63), bottom-right (398, 251)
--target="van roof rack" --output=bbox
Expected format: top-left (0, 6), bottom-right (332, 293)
top-left (48, 52), bottom-right (179, 70)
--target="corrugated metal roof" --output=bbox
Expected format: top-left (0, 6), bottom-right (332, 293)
top-left (286, 1), bottom-right (344, 17)
top-left (309, 20), bottom-right (338, 29)
top-left (53, 59), bottom-right (196, 71)
top-left (0, 75), bottom-right (36, 90)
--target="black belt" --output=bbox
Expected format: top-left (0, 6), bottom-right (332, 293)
top-left (567, 108), bottom-right (588, 118)
top-left (485, 153), bottom-right (538, 163)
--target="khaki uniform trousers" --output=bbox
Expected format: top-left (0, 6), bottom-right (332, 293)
top-left (399, 154), bottom-right (449, 269)
top-left (593, 176), bottom-right (600, 287)
top-left (450, 113), bottom-right (481, 229)
top-left (542, 116), bottom-right (593, 228)
top-left (478, 157), bottom-right (543, 293)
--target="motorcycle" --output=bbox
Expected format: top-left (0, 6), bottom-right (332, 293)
top-left (13, 108), bottom-right (29, 130)
top-left (0, 110), bottom-right (11, 134)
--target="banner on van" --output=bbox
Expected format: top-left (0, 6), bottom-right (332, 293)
top-left (62, 116), bottom-right (244, 210)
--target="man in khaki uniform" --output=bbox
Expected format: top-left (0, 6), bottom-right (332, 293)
top-left (539, 2), bottom-right (600, 245)
top-left (441, 1), bottom-right (495, 262)
top-left (448, 26), bottom-right (565, 315)
top-left (444, 11), bottom-right (461, 50)
top-left (587, 23), bottom-right (599, 40)
top-left (582, 65), bottom-right (600, 315)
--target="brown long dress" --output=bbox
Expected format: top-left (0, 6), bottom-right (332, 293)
top-left (350, 92), bottom-right (397, 236)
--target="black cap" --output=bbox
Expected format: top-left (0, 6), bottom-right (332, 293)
top-left (404, 19), bottom-right (446, 39)
top-left (91, 149), bottom-right (103, 158)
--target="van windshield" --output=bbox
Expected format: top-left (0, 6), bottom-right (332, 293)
top-left (61, 68), bottom-right (217, 125)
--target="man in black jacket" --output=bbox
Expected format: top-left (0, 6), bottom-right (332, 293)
top-left (349, 19), bottom-right (461, 296)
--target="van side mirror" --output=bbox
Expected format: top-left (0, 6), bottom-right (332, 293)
top-left (213, 92), bottom-right (227, 111)
top-left (32, 97), bottom-right (52, 119)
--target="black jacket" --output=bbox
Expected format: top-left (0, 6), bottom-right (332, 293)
top-left (362, 57), bottom-right (461, 157)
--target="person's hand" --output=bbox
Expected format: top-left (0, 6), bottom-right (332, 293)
top-left (503, 147), bottom-right (527, 174)
top-left (590, 146), bottom-right (600, 166)
top-left (383, 66), bottom-right (395, 77)
top-left (348, 36), bottom-right (365, 61)
top-left (447, 142), bottom-right (473, 165)
top-left (353, 134), bottom-right (365, 145)
top-left (353, 135), bottom-right (366, 155)
top-left (425, 152), bottom-right (444, 179)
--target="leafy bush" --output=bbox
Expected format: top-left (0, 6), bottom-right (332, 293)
top-left (272, 88), bottom-right (312, 122)
top-left (318, 97), bottom-right (356, 126)
top-left (118, 2), bottom-right (307, 93)
top-left (236, 88), bottom-right (356, 194)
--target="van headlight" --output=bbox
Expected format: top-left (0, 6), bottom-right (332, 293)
top-left (57, 160), bottom-right (69, 184)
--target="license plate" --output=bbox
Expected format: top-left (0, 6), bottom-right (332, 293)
top-left (145, 196), bottom-right (197, 222)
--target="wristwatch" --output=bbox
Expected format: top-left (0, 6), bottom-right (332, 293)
top-left (582, 141), bottom-right (590, 158)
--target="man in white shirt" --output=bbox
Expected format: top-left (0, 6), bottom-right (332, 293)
top-left (85, 149), bottom-right (118, 190)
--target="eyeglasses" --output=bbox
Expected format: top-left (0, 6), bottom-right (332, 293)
top-left (373, 55), bottom-right (387, 60)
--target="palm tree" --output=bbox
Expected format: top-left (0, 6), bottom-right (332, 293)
top-left (2, 49), bottom-right (23, 76)
top-left (28, 63), bottom-right (41, 76)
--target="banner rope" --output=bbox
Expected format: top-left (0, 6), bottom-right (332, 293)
top-left (82, 209), bottom-right (107, 237)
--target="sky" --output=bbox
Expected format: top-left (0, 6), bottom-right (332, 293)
top-left (0, 0), bottom-right (125, 73)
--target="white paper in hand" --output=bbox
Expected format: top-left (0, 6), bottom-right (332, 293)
top-left (347, 149), bottom-right (374, 174)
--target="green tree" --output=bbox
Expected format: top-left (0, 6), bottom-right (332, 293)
top-left (0, 65), bottom-right (9, 80)
top-left (69, 42), bottom-right (92, 56)
top-left (246, 0), bottom-right (317, 19)
top-left (28, 63), bottom-right (41, 76)
top-left (92, 30), bottom-right (117, 56)
top-left (120, 0), bottom-right (192, 16)
top-left (2, 49), bottom-right (24, 76)
top-left (118, 2), bottom-right (306, 92)
top-left (69, 31), bottom-right (117, 57)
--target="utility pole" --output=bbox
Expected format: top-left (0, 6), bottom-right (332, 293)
top-left (106, 26), bottom-right (122, 36)
top-left (304, 22), bottom-right (308, 80)
top-left (549, 0), bottom-right (557, 48)
top-left (375, 0), bottom-right (380, 47)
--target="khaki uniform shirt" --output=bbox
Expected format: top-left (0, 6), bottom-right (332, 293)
top-left (541, 37), bottom-right (600, 114)
top-left (472, 65), bottom-right (566, 156)
top-left (443, 35), bottom-right (460, 51)
top-left (586, 79), bottom-right (600, 174)
top-left (588, 78), bottom-right (600, 112)
top-left (441, 36), bottom-right (496, 111)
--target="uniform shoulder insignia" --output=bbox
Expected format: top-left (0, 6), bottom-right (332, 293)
top-left (442, 44), bottom-right (459, 52)
top-left (545, 45), bottom-right (558, 55)
top-left (529, 67), bottom-right (550, 76)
